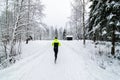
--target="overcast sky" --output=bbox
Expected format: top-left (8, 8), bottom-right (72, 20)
top-left (42, 0), bottom-right (72, 28)
top-left (0, 0), bottom-right (90, 28)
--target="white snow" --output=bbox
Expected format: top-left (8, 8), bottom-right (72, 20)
top-left (102, 30), bottom-right (107, 35)
top-left (0, 40), bottom-right (120, 80)
top-left (107, 13), bottom-right (115, 20)
top-left (111, 1), bottom-right (115, 5)
top-left (109, 21), bottom-right (114, 25)
top-left (115, 31), bottom-right (120, 35)
top-left (117, 21), bottom-right (120, 26)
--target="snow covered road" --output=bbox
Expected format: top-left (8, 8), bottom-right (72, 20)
top-left (0, 41), bottom-right (120, 80)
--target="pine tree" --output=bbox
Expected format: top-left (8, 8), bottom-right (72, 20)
top-left (63, 29), bottom-right (67, 40)
top-left (106, 0), bottom-right (120, 55)
top-left (88, 0), bottom-right (120, 55)
top-left (55, 28), bottom-right (58, 38)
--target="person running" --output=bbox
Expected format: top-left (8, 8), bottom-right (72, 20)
top-left (52, 37), bottom-right (61, 64)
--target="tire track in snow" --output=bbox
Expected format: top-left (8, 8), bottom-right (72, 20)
top-left (18, 44), bottom-right (52, 80)
top-left (60, 42), bottom-right (98, 80)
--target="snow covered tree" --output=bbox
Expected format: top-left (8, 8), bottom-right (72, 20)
top-left (50, 26), bottom-right (55, 39)
top-left (58, 27), bottom-right (63, 40)
top-left (106, 0), bottom-right (120, 55)
top-left (63, 29), bottom-right (67, 40)
top-left (70, 0), bottom-right (89, 43)
top-left (0, 0), bottom-right (45, 68)
top-left (55, 28), bottom-right (58, 38)
top-left (88, 0), bottom-right (101, 41)
top-left (88, 0), bottom-right (120, 55)
top-left (70, 0), bottom-right (83, 40)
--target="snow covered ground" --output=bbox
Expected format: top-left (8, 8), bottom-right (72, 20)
top-left (0, 40), bottom-right (120, 80)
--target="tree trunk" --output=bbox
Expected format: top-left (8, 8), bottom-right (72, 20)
top-left (93, 33), bottom-right (96, 42)
top-left (10, 0), bottom-right (24, 56)
top-left (83, 0), bottom-right (85, 45)
top-left (5, 0), bottom-right (8, 59)
top-left (26, 0), bottom-right (31, 38)
top-left (111, 25), bottom-right (115, 55)
top-left (6, 0), bottom-right (9, 35)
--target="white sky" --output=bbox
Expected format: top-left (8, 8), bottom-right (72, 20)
top-left (42, 0), bottom-right (72, 28)
top-left (0, 0), bottom-right (90, 28)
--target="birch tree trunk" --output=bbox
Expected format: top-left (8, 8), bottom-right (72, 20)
top-left (5, 0), bottom-right (9, 59)
top-left (83, 0), bottom-right (85, 45)
top-left (10, 0), bottom-right (24, 56)
top-left (26, 0), bottom-right (31, 38)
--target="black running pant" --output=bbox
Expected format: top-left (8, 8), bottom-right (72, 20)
top-left (54, 47), bottom-right (58, 61)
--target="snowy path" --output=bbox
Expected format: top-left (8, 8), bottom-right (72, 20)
top-left (0, 41), bottom-right (120, 80)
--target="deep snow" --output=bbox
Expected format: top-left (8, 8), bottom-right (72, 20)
top-left (0, 40), bottom-right (120, 80)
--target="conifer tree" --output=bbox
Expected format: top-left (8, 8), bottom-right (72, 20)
top-left (88, 0), bottom-right (120, 55)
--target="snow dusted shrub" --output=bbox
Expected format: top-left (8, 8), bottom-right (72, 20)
top-left (0, 41), bottom-right (22, 69)
top-left (115, 42), bottom-right (120, 60)
top-left (93, 41), bottom-right (120, 70)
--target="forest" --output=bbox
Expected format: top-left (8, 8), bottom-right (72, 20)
top-left (0, 0), bottom-right (120, 70)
